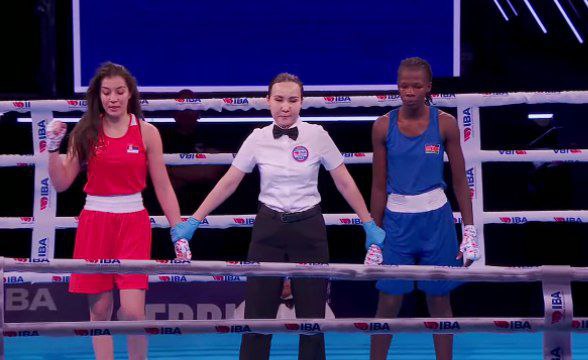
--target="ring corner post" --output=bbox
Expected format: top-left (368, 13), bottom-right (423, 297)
top-left (542, 265), bottom-right (573, 360)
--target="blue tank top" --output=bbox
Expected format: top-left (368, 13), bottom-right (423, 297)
top-left (386, 106), bottom-right (446, 195)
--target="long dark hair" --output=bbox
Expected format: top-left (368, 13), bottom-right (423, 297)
top-left (69, 62), bottom-right (143, 164)
top-left (397, 57), bottom-right (433, 105)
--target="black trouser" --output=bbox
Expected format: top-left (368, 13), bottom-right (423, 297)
top-left (239, 204), bottom-right (329, 360)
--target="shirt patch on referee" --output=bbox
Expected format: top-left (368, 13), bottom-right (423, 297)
top-left (424, 144), bottom-right (440, 154)
top-left (127, 144), bottom-right (140, 154)
top-left (292, 145), bottom-right (309, 162)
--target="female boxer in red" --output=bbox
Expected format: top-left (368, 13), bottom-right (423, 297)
top-left (47, 62), bottom-right (181, 360)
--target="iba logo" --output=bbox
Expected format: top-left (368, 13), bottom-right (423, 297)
top-left (144, 327), bottom-right (182, 335)
top-left (423, 321), bottom-right (460, 330)
top-left (284, 323), bottom-right (321, 331)
top-left (354, 322), bottom-right (390, 331)
top-left (215, 325), bottom-right (251, 333)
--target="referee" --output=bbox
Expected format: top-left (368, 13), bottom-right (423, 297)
top-left (172, 73), bottom-right (385, 360)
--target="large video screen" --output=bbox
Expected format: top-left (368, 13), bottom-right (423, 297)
top-left (73, 0), bottom-right (460, 92)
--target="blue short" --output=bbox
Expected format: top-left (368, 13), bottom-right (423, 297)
top-left (376, 202), bottom-right (461, 296)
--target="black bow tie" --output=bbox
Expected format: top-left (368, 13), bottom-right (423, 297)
top-left (273, 125), bottom-right (299, 140)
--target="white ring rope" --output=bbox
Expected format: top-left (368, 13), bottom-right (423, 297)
top-left (5, 317), bottom-right (586, 337)
top-left (2, 149), bottom-right (588, 167)
top-left (2, 210), bottom-right (588, 231)
top-left (3, 272), bottom-right (243, 284)
top-left (4, 258), bottom-right (587, 282)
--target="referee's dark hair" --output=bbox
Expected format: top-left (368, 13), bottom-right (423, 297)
top-left (268, 73), bottom-right (304, 98)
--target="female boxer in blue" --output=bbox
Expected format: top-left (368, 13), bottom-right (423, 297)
top-left (369, 57), bottom-right (480, 360)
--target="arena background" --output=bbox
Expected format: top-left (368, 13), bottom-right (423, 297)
top-left (0, 0), bottom-right (588, 325)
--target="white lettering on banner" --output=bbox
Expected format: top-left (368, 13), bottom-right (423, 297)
top-left (146, 303), bottom-right (237, 320)
top-left (6, 288), bottom-right (57, 311)
top-left (6, 288), bottom-right (28, 311)
top-left (225, 303), bottom-right (236, 319)
top-left (169, 304), bottom-right (194, 320)
top-left (146, 304), bottom-right (166, 320)
top-left (198, 304), bottom-right (222, 320)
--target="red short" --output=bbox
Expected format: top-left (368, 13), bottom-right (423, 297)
top-left (69, 209), bottom-right (152, 294)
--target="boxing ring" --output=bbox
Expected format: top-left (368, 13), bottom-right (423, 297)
top-left (0, 91), bottom-right (588, 359)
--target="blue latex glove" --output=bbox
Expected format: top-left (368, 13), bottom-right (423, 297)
top-left (363, 220), bottom-right (385, 250)
top-left (170, 217), bottom-right (201, 243)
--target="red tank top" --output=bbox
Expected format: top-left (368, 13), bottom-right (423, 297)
top-left (84, 114), bottom-right (147, 195)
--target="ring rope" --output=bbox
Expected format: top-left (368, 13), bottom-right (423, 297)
top-left (4, 317), bottom-right (585, 337)
top-left (3, 272), bottom-right (243, 284)
top-left (2, 149), bottom-right (588, 168)
top-left (3, 209), bottom-right (588, 230)
top-left (2, 90), bottom-right (588, 114)
top-left (4, 258), bottom-right (586, 282)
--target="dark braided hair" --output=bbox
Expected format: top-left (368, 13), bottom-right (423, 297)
top-left (397, 57), bottom-right (433, 105)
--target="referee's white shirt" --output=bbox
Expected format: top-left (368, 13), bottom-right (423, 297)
top-left (232, 119), bottom-right (344, 213)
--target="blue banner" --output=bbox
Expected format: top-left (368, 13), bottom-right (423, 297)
top-left (74, 0), bottom-right (459, 92)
